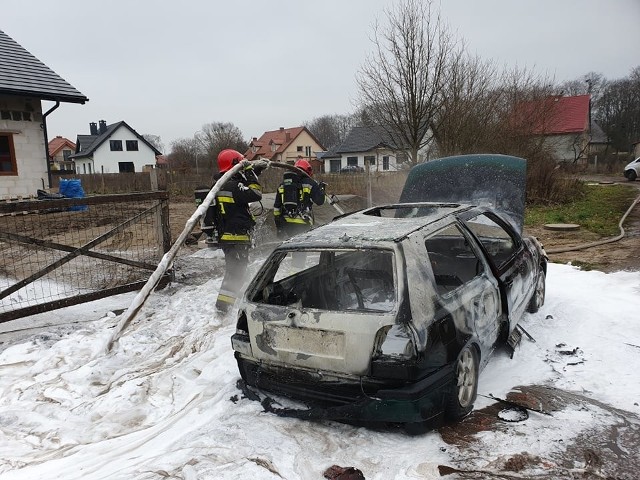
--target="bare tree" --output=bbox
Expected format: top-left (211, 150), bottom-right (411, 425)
top-left (304, 113), bottom-right (360, 150)
top-left (196, 122), bottom-right (248, 168)
top-left (430, 52), bottom-right (500, 157)
top-left (356, 0), bottom-right (460, 164)
top-left (168, 137), bottom-right (200, 173)
top-left (595, 67), bottom-right (640, 152)
top-left (558, 72), bottom-right (607, 102)
top-left (142, 134), bottom-right (165, 154)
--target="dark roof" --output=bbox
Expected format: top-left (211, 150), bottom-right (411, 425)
top-left (0, 29), bottom-right (88, 104)
top-left (335, 125), bottom-right (403, 154)
top-left (590, 120), bottom-right (609, 144)
top-left (70, 121), bottom-right (162, 158)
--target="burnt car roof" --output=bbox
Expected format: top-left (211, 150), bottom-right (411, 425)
top-left (277, 202), bottom-right (477, 248)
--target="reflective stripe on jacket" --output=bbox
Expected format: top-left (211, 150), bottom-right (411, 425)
top-left (273, 175), bottom-right (325, 227)
top-left (215, 169), bottom-right (262, 245)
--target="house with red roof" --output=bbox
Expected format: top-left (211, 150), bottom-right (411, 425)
top-left (48, 136), bottom-right (76, 173)
top-left (515, 94), bottom-right (600, 163)
top-left (245, 126), bottom-right (326, 173)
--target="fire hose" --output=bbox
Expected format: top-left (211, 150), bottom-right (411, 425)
top-left (545, 192), bottom-right (640, 254)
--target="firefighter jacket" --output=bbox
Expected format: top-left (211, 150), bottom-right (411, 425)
top-left (273, 173), bottom-right (325, 228)
top-left (214, 167), bottom-right (262, 245)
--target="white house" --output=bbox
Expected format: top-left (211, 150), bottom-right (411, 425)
top-left (70, 120), bottom-right (161, 174)
top-left (321, 125), bottom-right (402, 173)
top-left (0, 29), bottom-right (88, 198)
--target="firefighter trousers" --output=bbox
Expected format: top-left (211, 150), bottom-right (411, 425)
top-left (216, 244), bottom-right (250, 313)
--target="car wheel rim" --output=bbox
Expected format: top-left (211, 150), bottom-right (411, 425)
top-left (456, 349), bottom-right (476, 408)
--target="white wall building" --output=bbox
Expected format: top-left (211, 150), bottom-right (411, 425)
top-left (0, 29), bottom-right (88, 198)
top-left (71, 120), bottom-right (161, 174)
top-left (321, 125), bottom-right (403, 173)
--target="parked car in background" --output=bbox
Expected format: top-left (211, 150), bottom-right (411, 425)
top-left (623, 157), bottom-right (640, 181)
top-left (340, 165), bottom-right (364, 173)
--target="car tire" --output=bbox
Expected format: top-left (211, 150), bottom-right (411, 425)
top-left (526, 270), bottom-right (546, 313)
top-left (626, 170), bottom-right (637, 181)
top-left (445, 345), bottom-right (479, 420)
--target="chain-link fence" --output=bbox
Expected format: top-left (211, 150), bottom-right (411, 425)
top-left (0, 192), bottom-right (170, 323)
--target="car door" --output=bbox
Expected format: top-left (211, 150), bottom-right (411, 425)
top-left (461, 212), bottom-right (534, 329)
top-left (424, 223), bottom-right (502, 349)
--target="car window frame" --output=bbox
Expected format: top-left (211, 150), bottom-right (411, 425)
top-left (423, 222), bottom-right (488, 298)
top-left (459, 210), bottom-right (523, 274)
top-left (246, 246), bottom-right (398, 313)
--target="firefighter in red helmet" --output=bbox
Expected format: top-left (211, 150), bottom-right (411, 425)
top-left (273, 157), bottom-right (326, 240)
top-left (213, 148), bottom-right (264, 314)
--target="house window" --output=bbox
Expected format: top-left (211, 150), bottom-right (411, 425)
top-left (126, 140), bottom-right (138, 151)
top-left (88, 163), bottom-right (92, 174)
top-left (63, 150), bottom-right (72, 160)
top-left (110, 140), bottom-right (123, 151)
top-left (383, 156), bottom-right (389, 170)
top-left (364, 155), bottom-right (375, 167)
top-left (119, 162), bottom-right (135, 173)
top-left (0, 111), bottom-right (11, 120)
top-left (271, 143), bottom-right (277, 152)
top-left (347, 156), bottom-right (358, 167)
top-left (252, 145), bottom-right (258, 153)
top-left (330, 159), bottom-right (341, 173)
top-left (0, 134), bottom-right (17, 174)
top-left (305, 146), bottom-right (312, 158)
top-left (297, 146), bottom-right (303, 152)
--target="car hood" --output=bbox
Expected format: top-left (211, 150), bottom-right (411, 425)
top-left (399, 154), bottom-right (527, 233)
top-left (624, 158), bottom-right (640, 170)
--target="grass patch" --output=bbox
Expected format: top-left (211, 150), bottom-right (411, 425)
top-left (525, 183), bottom-right (638, 236)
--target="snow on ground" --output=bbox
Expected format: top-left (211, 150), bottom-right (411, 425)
top-left (0, 254), bottom-right (639, 479)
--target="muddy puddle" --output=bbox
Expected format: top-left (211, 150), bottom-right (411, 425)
top-left (438, 384), bottom-right (640, 479)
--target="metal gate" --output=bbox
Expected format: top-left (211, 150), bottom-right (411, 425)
top-left (0, 192), bottom-right (171, 323)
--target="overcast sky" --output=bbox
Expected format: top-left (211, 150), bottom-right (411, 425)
top-left (3, 0), bottom-right (639, 153)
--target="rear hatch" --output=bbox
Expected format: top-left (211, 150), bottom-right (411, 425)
top-left (241, 248), bottom-right (399, 375)
top-left (399, 154), bottom-right (526, 232)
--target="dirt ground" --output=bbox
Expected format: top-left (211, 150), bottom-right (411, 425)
top-left (525, 174), bottom-right (640, 273)
top-left (169, 175), bottom-right (640, 273)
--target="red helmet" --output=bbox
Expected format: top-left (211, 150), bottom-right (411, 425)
top-left (294, 158), bottom-right (313, 176)
top-left (217, 149), bottom-right (244, 173)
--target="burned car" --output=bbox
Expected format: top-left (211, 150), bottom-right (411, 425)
top-left (231, 155), bottom-right (547, 430)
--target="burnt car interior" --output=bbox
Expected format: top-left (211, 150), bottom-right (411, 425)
top-left (249, 249), bottom-right (396, 312)
top-left (424, 225), bottom-right (484, 295)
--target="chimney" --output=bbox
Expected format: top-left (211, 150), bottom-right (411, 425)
top-left (98, 120), bottom-right (107, 134)
top-left (89, 122), bottom-right (98, 135)
top-left (279, 127), bottom-right (284, 131)
top-left (252, 137), bottom-right (257, 142)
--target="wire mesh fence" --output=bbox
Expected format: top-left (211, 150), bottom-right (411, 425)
top-left (0, 192), bottom-right (170, 323)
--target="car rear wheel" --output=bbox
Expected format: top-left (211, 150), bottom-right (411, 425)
top-left (445, 346), bottom-right (478, 420)
top-left (527, 270), bottom-right (546, 313)
top-left (625, 170), bottom-right (637, 181)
